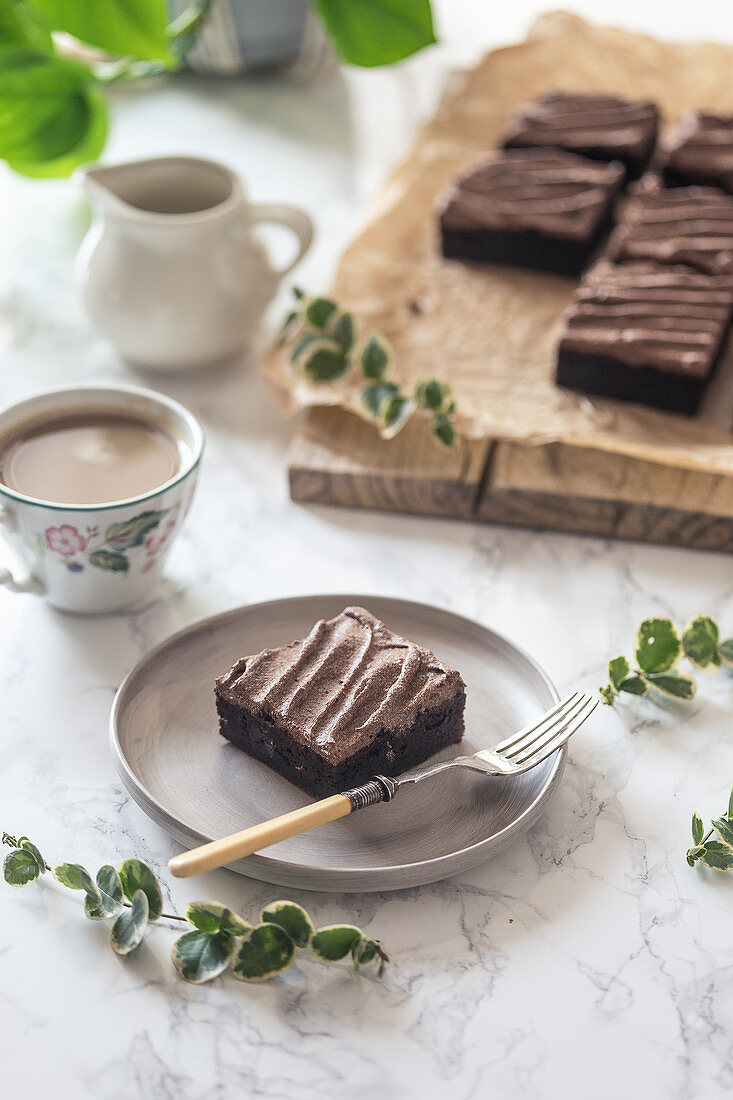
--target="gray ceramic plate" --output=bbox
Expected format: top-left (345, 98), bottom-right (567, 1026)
top-left (110, 595), bottom-right (564, 892)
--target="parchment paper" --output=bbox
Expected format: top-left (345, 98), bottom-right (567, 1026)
top-left (264, 12), bottom-right (733, 475)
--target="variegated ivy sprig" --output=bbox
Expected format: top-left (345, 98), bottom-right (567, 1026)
top-left (2, 832), bottom-right (388, 984)
top-left (687, 787), bottom-right (733, 872)
top-left (278, 287), bottom-right (458, 448)
top-left (600, 615), bottom-right (733, 706)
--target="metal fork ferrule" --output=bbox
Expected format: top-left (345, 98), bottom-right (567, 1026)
top-left (343, 774), bottom-right (398, 811)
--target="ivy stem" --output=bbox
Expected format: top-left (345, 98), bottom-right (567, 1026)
top-left (120, 898), bottom-right (187, 923)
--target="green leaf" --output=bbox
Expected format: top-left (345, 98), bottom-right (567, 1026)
top-left (88, 549), bottom-right (129, 573)
top-left (310, 924), bottom-right (362, 962)
top-left (0, 47), bottom-right (105, 176)
top-left (360, 334), bottom-right (391, 380)
top-left (361, 381), bottom-right (399, 418)
top-left (698, 840), bottom-right (733, 871)
top-left (634, 618), bottom-right (681, 674)
top-left (290, 332), bottom-right (321, 362)
top-left (304, 297), bottom-right (337, 328)
top-left (352, 937), bottom-right (389, 976)
top-left (380, 395), bottom-right (416, 439)
top-left (171, 929), bottom-right (235, 984)
top-left (713, 817), bottom-right (733, 848)
top-left (686, 849), bottom-right (697, 867)
top-left (599, 685), bottom-right (616, 706)
top-left (53, 862), bottom-right (102, 905)
top-left (645, 672), bottom-right (696, 701)
top-left (30, 0), bottom-right (176, 65)
top-left (110, 889), bottom-right (149, 954)
top-left (315, 0), bottom-right (436, 67)
top-left (231, 923), bottom-right (295, 982)
top-left (118, 859), bottom-right (163, 921)
top-left (7, 86), bottom-right (107, 178)
top-left (84, 865), bottom-right (124, 920)
top-left (415, 378), bottom-right (449, 411)
top-left (729, 786), bottom-right (733, 821)
top-left (352, 937), bottom-right (378, 966)
top-left (608, 656), bottom-right (630, 692)
top-left (329, 311), bottom-right (355, 354)
top-left (432, 412), bottom-right (457, 449)
top-left (692, 813), bottom-right (705, 846)
top-left (3, 848), bottom-right (41, 886)
top-left (688, 844), bottom-right (707, 864)
top-left (682, 615), bottom-right (721, 669)
top-left (298, 339), bottom-right (349, 382)
top-left (719, 638), bottom-right (733, 666)
top-left (0, 1), bottom-right (53, 49)
top-left (104, 511), bottom-right (164, 550)
top-left (260, 901), bottom-right (314, 948)
top-left (618, 675), bottom-right (649, 697)
top-left (185, 901), bottom-right (251, 937)
top-left (18, 837), bottom-right (45, 872)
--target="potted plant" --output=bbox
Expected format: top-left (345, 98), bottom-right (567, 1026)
top-left (0, 0), bottom-right (437, 178)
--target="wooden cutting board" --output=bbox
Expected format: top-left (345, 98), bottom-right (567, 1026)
top-left (283, 14), bottom-right (733, 553)
top-left (288, 409), bottom-right (733, 552)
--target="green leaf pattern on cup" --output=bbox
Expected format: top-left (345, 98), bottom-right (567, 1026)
top-left (38, 507), bottom-right (176, 575)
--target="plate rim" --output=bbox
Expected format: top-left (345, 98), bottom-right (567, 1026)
top-left (110, 593), bottom-right (564, 890)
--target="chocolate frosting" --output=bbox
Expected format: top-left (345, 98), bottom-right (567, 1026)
top-left (438, 149), bottom-right (623, 240)
top-left (608, 180), bottom-right (733, 273)
top-left (664, 111), bottom-right (733, 193)
top-left (215, 606), bottom-right (464, 763)
top-left (501, 91), bottom-right (658, 159)
top-left (559, 261), bottom-right (733, 376)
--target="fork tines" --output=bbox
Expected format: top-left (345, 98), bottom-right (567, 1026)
top-left (495, 692), bottom-right (598, 767)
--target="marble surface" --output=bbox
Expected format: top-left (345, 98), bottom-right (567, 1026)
top-left (2, 4), bottom-right (733, 1098)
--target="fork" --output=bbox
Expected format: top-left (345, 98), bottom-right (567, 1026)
top-left (168, 691), bottom-right (597, 878)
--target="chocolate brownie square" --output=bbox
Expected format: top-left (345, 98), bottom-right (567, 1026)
top-left (500, 91), bottom-right (659, 180)
top-left (662, 112), bottom-right (733, 194)
top-left (215, 606), bottom-right (466, 797)
top-left (438, 149), bottom-right (623, 276)
top-left (556, 261), bottom-right (733, 415)
top-left (607, 180), bottom-right (733, 275)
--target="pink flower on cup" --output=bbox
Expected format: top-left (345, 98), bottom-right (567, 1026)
top-left (144, 518), bottom-right (177, 558)
top-left (45, 525), bottom-right (86, 556)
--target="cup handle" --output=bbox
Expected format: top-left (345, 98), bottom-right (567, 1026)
top-left (247, 203), bottom-right (313, 279)
top-left (0, 506), bottom-right (44, 595)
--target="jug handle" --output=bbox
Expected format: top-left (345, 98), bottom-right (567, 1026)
top-left (248, 204), bottom-right (313, 279)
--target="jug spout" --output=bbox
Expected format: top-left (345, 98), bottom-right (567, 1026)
top-left (77, 156), bottom-right (241, 220)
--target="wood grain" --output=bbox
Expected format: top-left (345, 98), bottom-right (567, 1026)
top-left (288, 407), bottom-right (490, 519)
top-left (289, 408), bottom-right (733, 552)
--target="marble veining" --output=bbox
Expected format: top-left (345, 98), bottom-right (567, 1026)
top-left (2, 3), bottom-right (733, 1098)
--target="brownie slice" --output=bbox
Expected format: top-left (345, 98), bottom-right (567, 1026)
top-left (215, 606), bottom-right (466, 798)
top-left (438, 149), bottom-right (624, 276)
top-left (662, 112), bottom-right (733, 194)
top-left (556, 261), bottom-right (733, 415)
top-left (501, 91), bottom-right (659, 180)
top-left (608, 180), bottom-right (733, 274)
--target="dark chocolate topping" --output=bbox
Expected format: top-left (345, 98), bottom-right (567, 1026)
top-left (501, 92), bottom-right (658, 159)
top-left (608, 180), bottom-right (733, 274)
top-left (664, 111), bottom-right (733, 192)
top-left (438, 149), bottom-right (623, 240)
top-left (559, 261), bottom-right (733, 376)
top-left (215, 606), bottom-right (463, 763)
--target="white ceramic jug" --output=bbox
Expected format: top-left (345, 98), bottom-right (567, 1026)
top-left (78, 156), bottom-right (313, 370)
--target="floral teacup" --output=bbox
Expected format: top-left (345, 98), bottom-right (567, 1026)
top-left (0, 383), bottom-right (203, 613)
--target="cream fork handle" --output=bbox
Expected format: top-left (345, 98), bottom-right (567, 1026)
top-left (168, 794), bottom-right (352, 878)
